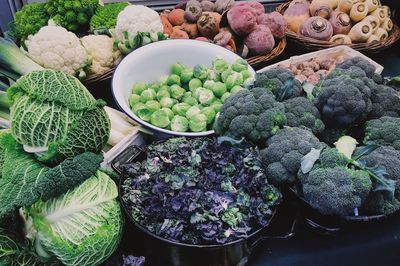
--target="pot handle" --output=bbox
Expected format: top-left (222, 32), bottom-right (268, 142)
top-left (250, 205), bottom-right (299, 251)
top-left (111, 145), bottom-right (145, 175)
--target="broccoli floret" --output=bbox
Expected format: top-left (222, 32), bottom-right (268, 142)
top-left (214, 88), bottom-right (287, 145)
top-left (336, 56), bottom-right (382, 84)
top-left (368, 84), bottom-right (400, 119)
top-left (360, 146), bottom-right (400, 215)
top-left (89, 2), bottom-right (129, 32)
top-left (253, 67), bottom-right (302, 101)
top-left (364, 116), bottom-right (400, 150)
top-left (300, 165), bottom-right (372, 216)
top-left (284, 97), bottom-right (325, 135)
top-left (314, 68), bottom-right (372, 127)
top-left (13, 2), bottom-right (49, 41)
top-left (318, 147), bottom-right (349, 168)
top-left (260, 127), bottom-right (322, 185)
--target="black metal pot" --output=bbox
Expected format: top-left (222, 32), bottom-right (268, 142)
top-left (113, 145), bottom-right (295, 266)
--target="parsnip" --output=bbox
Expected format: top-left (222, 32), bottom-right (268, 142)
top-left (381, 5), bottom-right (391, 18)
top-left (348, 20), bottom-right (373, 42)
top-left (367, 34), bottom-right (380, 43)
top-left (337, 0), bottom-right (356, 14)
top-left (350, 2), bottom-right (368, 22)
top-left (370, 8), bottom-right (386, 24)
top-left (310, 0), bottom-right (333, 19)
top-left (363, 15), bottom-right (380, 33)
top-left (330, 34), bottom-right (352, 44)
top-left (365, 0), bottom-right (379, 13)
top-left (381, 17), bottom-right (393, 32)
top-left (374, 27), bottom-right (389, 41)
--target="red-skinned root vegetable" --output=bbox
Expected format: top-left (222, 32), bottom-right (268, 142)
top-left (329, 11), bottom-right (352, 35)
top-left (373, 28), bottom-right (389, 41)
top-left (381, 5), bottom-right (391, 18)
top-left (185, 1), bottom-right (203, 23)
top-left (227, 5), bottom-right (257, 36)
top-left (168, 9), bottom-right (186, 26)
top-left (257, 12), bottom-right (287, 39)
top-left (365, 0), bottom-right (379, 13)
top-left (181, 22), bottom-right (199, 38)
top-left (201, 1), bottom-right (215, 12)
top-left (364, 15), bottom-right (380, 33)
top-left (244, 25), bottom-right (275, 55)
top-left (197, 12), bottom-right (221, 39)
top-left (330, 34), bottom-right (352, 44)
top-left (161, 15), bottom-right (173, 35)
top-left (299, 17), bottom-right (333, 41)
top-left (309, 0), bottom-right (333, 19)
top-left (381, 18), bottom-right (393, 32)
top-left (350, 3), bottom-right (368, 22)
top-left (337, 0), bottom-right (356, 14)
top-left (370, 7), bottom-right (386, 24)
top-left (234, 1), bottom-right (265, 17)
top-left (170, 28), bottom-right (190, 39)
top-left (213, 31), bottom-right (232, 46)
top-left (214, 0), bottom-right (235, 14)
top-left (348, 20), bottom-right (373, 42)
top-left (283, 1), bottom-right (310, 33)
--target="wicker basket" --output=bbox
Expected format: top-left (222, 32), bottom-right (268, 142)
top-left (83, 68), bottom-right (115, 85)
top-left (276, 1), bottom-right (400, 54)
top-left (247, 37), bottom-right (287, 69)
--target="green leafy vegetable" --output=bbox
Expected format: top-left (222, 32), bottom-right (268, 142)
top-left (13, 2), bottom-right (50, 41)
top-left (89, 2), bottom-right (129, 32)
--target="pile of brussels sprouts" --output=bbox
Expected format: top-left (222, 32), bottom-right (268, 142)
top-left (128, 57), bottom-right (253, 132)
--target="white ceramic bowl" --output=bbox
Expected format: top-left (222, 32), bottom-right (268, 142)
top-left (112, 39), bottom-right (256, 137)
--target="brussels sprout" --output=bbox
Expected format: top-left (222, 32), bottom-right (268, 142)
top-left (160, 97), bottom-right (176, 108)
top-left (167, 74), bottom-right (181, 86)
top-left (150, 109), bottom-right (171, 128)
top-left (172, 103), bottom-right (191, 116)
top-left (171, 115), bottom-right (189, 132)
top-left (189, 113), bottom-right (208, 132)
top-left (212, 57), bottom-right (229, 73)
top-left (230, 85), bottom-right (244, 94)
top-left (193, 64), bottom-right (208, 80)
top-left (157, 89), bottom-right (170, 101)
top-left (198, 88), bottom-right (215, 105)
top-left (207, 69), bottom-right (220, 82)
top-left (129, 94), bottom-right (141, 107)
top-left (183, 91), bottom-right (192, 99)
top-left (180, 69), bottom-right (194, 83)
top-left (221, 69), bottom-right (234, 83)
top-left (140, 88), bottom-right (156, 103)
top-left (241, 70), bottom-right (252, 81)
top-left (189, 78), bottom-right (203, 92)
top-left (192, 87), bottom-right (203, 101)
top-left (243, 77), bottom-right (254, 87)
top-left (146, 100), bottom-right (161, 113)
top-left (133, 103), bottom-right (152, 122)
top-left (221, 92), bottom-right (231, 103)
top-left (203, 80), bottom-right (215, 90)
top-left (212, 103), bottom-right (223, 113)
top-left (161, 108), bottom-right (174, 120)
top-left (149, 83), bottom-right (161, 92)
top-left (225, 73), bottom-right (244, 90)
top-left (170, 85), bottom-right (186, 100)
top-left (211, 82), bottom-right (227, 98)
top-left (171, 63), bottom-right (185, 76)
top-left (184, 96), bottom-right (198, 106)
top-left (186, 106), bottom-right (201, 119)
top-left (201, 106), bottom-right (216, 124)
top-left (232, 59), bottom-right (248, 72)
top-left (132, 82), bottom-right (147, 95)
top-left (159, 75), bottom-right (169, 85)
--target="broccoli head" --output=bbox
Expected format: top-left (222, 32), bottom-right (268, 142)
top-left (89, 2), bottom-right (129, 32)
top-left (13, 2), bottom-right (49, 41)
top-left (284, 97), bottom-right (325, 135)
top-left (314, 68), bottom-right (372, 127)
top-left (368, 84), bottom-right (400, 119)
top-left (253, 67), bottom-right (302, 101)
top-left (360, 146), bottom-right (400, 215)
top-left (364, 116), bottom-right (400, 150)
top-left (260, 127), bottom-right (323, 185)
top-left (214, 88), bottom-right (287, 145)
top-left (336, 56), bottom-right (383, 84)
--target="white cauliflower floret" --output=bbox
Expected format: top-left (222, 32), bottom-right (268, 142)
top-left (114, 5), bottom-right (163, 42)
top-left (81, 35), bottom-right (122, 75)
top-left (25, 24), bottom-right (88, 77)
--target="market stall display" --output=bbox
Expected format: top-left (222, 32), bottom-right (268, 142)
top-left (277, 0), bottom-right (400, 53)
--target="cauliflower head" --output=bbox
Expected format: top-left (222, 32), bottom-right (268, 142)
top-left (114, 5), bottom-right (163, 43)
top-left (25, 24), bottom-right (89, 78)
top-left (81, 35), bottom-right (121, 75)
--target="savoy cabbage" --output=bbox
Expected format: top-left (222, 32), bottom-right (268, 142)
top-left (7, 70), bottom-right (110, 164)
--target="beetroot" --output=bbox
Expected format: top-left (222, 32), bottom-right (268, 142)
top-left (244, 25), bottom-right (275, 55)
top-left (257, 12), bottom-right (287, 39)
top-left (234, 1), bottom-right (265, 16)
top-left (227, 5), bottom-right (257, 36)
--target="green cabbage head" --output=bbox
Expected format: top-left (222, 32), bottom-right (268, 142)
top-left (27, 171), bottom-right (123, 266)
top-left (7, 70), bottom-right (110, 164)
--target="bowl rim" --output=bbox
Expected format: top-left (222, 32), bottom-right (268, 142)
top-left (111, 39), bottom-right (256, 137)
